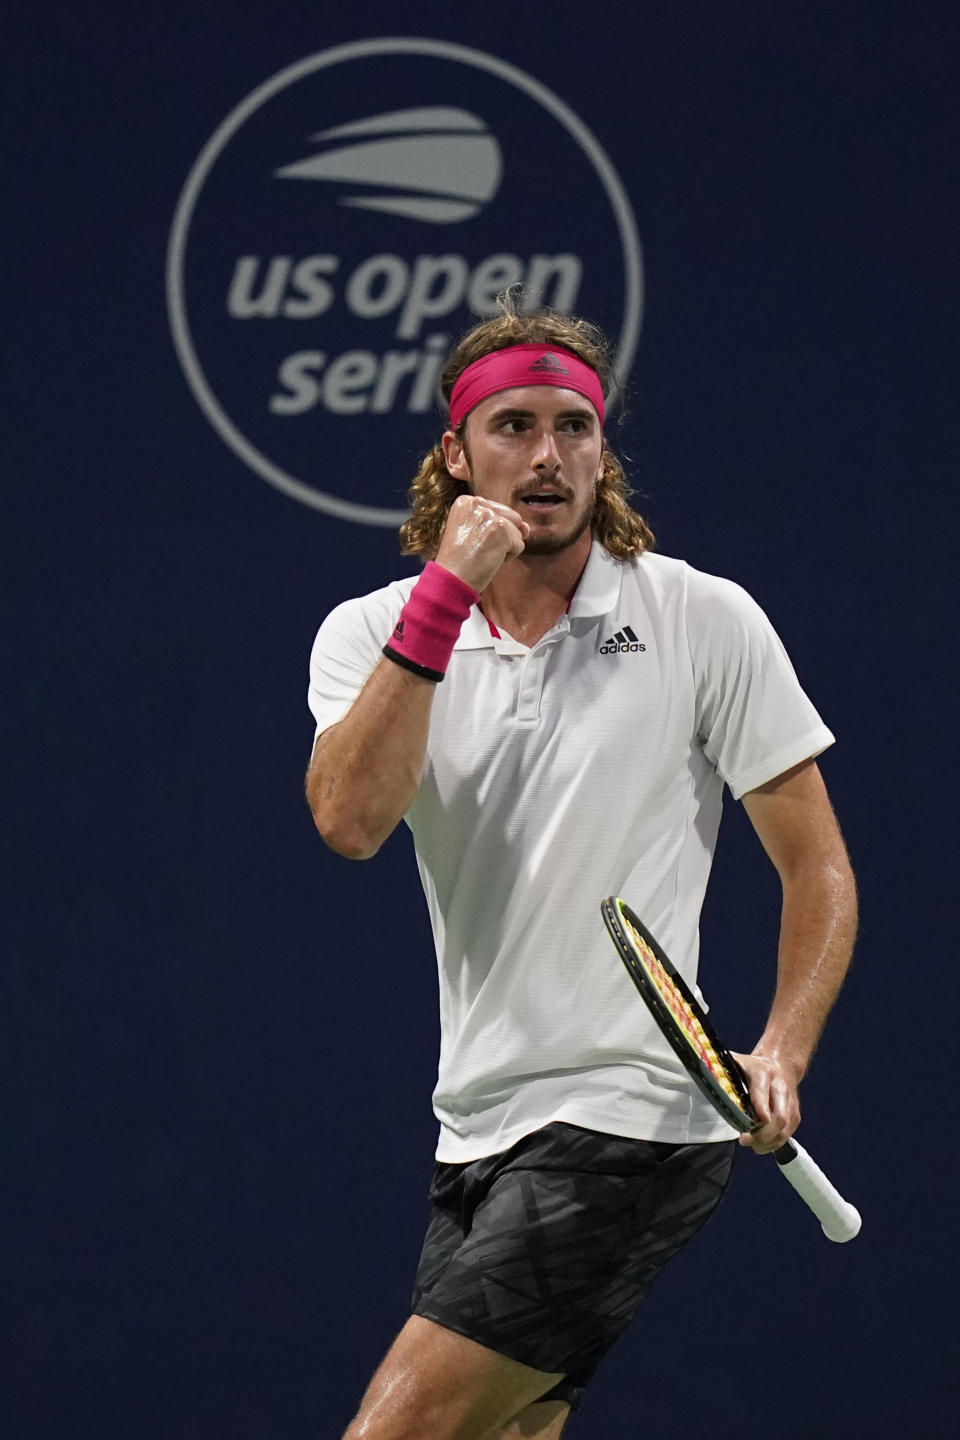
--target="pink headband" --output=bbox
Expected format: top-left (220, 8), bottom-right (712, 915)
top-left (448, 344), bottom-right (605, 431)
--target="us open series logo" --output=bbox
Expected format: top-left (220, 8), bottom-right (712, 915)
top-left (167, 38), bottom-right (644, 526)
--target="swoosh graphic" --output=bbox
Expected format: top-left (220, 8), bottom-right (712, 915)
top-left (275, 135), bottom-right (500, 203)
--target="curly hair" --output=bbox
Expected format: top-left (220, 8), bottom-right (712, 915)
top-left (398, 298), bottom-right (654, 561)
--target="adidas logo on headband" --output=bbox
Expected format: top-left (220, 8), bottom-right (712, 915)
top-left (527, 353), bottom-right (570, 375)
top-left (448, 343), bottom-right (604, 430)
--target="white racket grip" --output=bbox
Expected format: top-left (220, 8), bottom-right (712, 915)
top-left (775, 1139), bottom-right (861, 1242)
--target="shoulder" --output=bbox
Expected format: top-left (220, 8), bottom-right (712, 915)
top-left (620, 553), bottom-right (784, 675)
top-left (315, 573), bottom-right (419, 644)
top-left (651, 553), bottom-right (770, 627)
top-left (309, 575), bottom-right (420, 678)
top-left (621, 550), bottom-right (757, 619)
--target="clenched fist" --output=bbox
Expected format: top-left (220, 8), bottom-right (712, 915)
top-left (435, 495), bottom-right (531, 594)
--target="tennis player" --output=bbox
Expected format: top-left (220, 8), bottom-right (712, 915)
top-left (305, 299), bottom-right (857, 1440)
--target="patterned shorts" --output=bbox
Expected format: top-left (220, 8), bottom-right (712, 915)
top-left (411, 1121), bottom-right (736, 1410)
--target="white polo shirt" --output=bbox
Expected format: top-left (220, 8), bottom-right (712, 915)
top-left (308, 541), bottom-right (834, 1161)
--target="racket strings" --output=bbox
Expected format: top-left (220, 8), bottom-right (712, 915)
top-left (624, 918), bottom-right (744, 1111)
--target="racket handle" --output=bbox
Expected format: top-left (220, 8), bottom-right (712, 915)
top-left (773, 1139), bottom-right (861, 1242)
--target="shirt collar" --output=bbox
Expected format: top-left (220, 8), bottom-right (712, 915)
top-left (454, 538), bottom-right (623, 651)
top-left (567, 538), bottom-right (624, 618)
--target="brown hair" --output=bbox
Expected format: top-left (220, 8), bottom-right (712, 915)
top-left (398, 298), bottom-right (654, 560)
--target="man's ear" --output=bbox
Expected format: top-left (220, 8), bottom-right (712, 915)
top-left (442, 429), bottom-right (469, 482)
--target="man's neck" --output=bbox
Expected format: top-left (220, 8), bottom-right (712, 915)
top-left (481, 531), bottom-right (593, 646)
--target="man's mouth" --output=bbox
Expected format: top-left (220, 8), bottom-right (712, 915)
top-left (519, 491), bottom-right (568, 511)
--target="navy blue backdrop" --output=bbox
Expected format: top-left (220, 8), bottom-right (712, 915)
top-left (6, 4), bottom-right (957, 1436)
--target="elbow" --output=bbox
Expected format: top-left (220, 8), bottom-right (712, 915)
top-left (308, 803), bottom-right (384, 861)
top-left (304, 754), bottom-right (392, 859)
top-left (323, 828), bottom-right (383, 862)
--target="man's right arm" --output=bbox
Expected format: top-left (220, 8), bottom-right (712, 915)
top-left (306, 494), bottom-right (528, 859)
top-left (305, 657), bottom-right (436, 860)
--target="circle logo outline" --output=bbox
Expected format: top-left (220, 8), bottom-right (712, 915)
top-left (167, 36), bottom-right (644, 526)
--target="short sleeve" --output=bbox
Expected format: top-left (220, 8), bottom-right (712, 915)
top-left (685, 569), bottom-right (835, 800)
top-left (307, 581), bottom-right (411, 738)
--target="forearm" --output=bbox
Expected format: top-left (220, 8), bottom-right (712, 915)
top-left (306, 658), bottom-right (436, 859)
top-left (755, 855), bottom-right (858, 1082)
top-left (307, 553), bottom-right (490, 858)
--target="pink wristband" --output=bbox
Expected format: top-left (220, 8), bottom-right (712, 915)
top-left (382, 562), bottom-right (480, 682)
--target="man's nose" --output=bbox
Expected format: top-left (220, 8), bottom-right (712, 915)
top-left (532, 430), bottom-right (561, 470)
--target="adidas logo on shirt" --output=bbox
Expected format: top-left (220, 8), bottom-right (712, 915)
top-left (600, 625), bottom-right (646, 655)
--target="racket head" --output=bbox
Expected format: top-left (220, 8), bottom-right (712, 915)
top-left (601, 896), bottom-right (755, 1133)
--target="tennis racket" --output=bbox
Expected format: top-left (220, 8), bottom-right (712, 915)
top-left (601, 896), bottom-right (861, 1243)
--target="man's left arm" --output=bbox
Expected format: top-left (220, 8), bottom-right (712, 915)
top-left (736, 757), bottom-right (858, 1154)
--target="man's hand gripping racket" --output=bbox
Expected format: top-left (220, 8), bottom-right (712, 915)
top-left (601, 897), bottom-right (861, 1242)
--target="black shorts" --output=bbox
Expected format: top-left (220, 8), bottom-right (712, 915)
top-left (411, 1122), bottom-right (736, 1411)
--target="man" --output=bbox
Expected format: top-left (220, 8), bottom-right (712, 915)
top-left (305, 303), bottom-right (857, 1440)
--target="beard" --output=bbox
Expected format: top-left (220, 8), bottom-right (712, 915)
top-left (520, 495), bottom-right (596, 555)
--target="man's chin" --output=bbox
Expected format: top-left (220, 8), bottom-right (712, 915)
top-left (522, 511), bottom-right (594, 556)
top-left (522, 534), bottom-right (573, 556)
